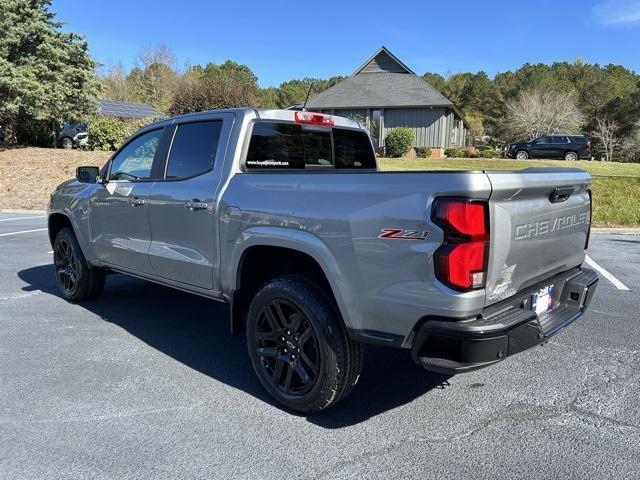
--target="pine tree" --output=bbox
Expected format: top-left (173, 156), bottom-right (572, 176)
top-left (0, 0), bottom-right (98, 146)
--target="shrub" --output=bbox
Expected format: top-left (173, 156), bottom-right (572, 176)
top-left (385, 127), bottom-right (415, 157)
top-left (414, 146), bottom-right (432, 158)
top-left (87, 117), bottom-right (151, 151)
top-left (477, 148), bottom-right (500, 158)
top-left (445, 147), bottom-right (467, 158)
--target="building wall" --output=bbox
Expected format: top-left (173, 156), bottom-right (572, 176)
top-left (383, 107), bottom-right (452, 148)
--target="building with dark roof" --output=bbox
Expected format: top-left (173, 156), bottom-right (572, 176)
top-left (305, 46), bottom-right (467, 156)
top-left (98, 99), bottom-right (164, 119)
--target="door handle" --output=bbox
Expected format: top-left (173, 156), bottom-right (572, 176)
top-left (130, 197), bottom-right (145, 207)
top-left (186, 199), bottom-right (208, 211)
top-left (549, 186), bottom-right (574, 203)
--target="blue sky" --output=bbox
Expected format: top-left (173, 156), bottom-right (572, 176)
top-left (52, 0), bottom-right (640, 87)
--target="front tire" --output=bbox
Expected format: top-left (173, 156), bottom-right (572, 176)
top-left (515, 150), bottom-right (528, 160)
top-left (53, 227), bottom-right (105, 301)
top-left (61, 137), bottom-right (73, 149)
top-left (246, 275), bottom-right (363, 413)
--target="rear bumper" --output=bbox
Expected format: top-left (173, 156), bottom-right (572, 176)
top-left (410, 267), bottom-right (598, 374)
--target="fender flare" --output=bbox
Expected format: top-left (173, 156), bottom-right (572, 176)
top-left (223, 226), bottom-right (359, 329)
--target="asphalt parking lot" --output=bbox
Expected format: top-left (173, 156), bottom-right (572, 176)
top-left (1, 211), bottom-right (639, 479)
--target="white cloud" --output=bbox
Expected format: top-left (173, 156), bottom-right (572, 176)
top-left (594, 0), bottom-right (640, 25)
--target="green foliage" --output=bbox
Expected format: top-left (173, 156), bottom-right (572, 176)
top-left (272, 77), bottom-right (345, 109)
top-left (87, 117), bottom-right (149, 151)
top-left (384, 127), bottom-right (415, 157)
top-left (422, 73), bottom-right (446, 93)
top-left (445, 147), bottom-right (467, 158)
top-left (168, 61), bottom-right (260, 115)
top-left (414, 146), bottom-right (432, 158)
top-left (476, 148), bottom-right (500, 158)
top-left (0, 0), bottom-right (99, 145)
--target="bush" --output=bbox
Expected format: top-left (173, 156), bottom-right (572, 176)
top-left (444, 147), bottom-right (467, 158)
top-left (477, 148), bottom-right (500, 158)
top-left (385, 127), bottom-right (415, 157)
top-left (414, 146), bottom-right (432, 158)
top-left (87, 117), bottom-right (150, 151)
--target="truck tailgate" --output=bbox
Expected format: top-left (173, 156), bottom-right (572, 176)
top-left (484, 168), bottom-right (592, 306)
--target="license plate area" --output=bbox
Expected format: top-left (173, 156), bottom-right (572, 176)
top-left (531, 285), bottom-right (554, 315)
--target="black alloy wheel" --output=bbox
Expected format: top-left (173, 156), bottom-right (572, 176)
top-left (54, 237), bottom-right (79, 296)
top-left (253, 299), bottom-right (320, 396)
top-left (246, 275), bottom-right (363, 413)
top-left (52, 227), bottom-right (105, 302)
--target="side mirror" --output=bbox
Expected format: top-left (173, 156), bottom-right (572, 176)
top-left (76, 166), bottom-right (100, 183)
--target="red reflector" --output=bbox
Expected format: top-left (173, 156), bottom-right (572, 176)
top-left (294, 111), bottom-right (334, 126)
top-left (434, 200), bottom-right (487, 240)
top-left (432, 198), bottom-right (490, 291)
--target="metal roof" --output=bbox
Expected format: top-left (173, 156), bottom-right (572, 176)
top-left (305, 46), bottom-right (453, 110)
top-left (98, 99), bottom-right (164, 119)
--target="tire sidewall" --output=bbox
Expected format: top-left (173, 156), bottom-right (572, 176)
top-left (565, 151), bottom-right (577, 161)
top-left (61, 137), bottom-right (73, 149)
top-left (246, 278), bottom-right (341, 412)
top-left (516, 150), bottom-right (528, 160)
top-left (53, 228), bottom-right (89, 301)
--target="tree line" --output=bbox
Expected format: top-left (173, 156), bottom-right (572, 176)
top-left (2, 1), bottom-right (640, 161)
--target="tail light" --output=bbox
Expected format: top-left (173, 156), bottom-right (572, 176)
top-left (432, 199), bottom-right (490, 291)
top-left (294, 111), bottom-right (334, 126)
top-left (586, 141), bottom-right (591, 150)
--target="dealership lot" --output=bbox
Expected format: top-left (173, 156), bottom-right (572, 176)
top-left (1, 211), bottom-right (639, 479)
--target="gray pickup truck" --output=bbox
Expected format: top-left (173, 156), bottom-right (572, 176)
top-left (48, 108), bottom-right (598, 413)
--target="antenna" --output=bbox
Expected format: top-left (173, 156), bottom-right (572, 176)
top-left (301, 82), bottom-right (314, 111)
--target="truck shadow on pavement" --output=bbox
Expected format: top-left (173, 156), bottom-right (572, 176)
top-left (18, 265), bottom-right (451, 428)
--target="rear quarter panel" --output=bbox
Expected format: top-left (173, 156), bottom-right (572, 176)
top-left (220, 171), bottom-right (493, 342)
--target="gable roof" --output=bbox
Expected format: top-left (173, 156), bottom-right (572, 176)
top-left (352, 46), bottom-right (415, 75)
top-left (98, 99), bottom-right (164, 119)
top-left (305, 46), bottom-right (453, 110)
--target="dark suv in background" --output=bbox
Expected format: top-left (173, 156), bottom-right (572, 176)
top-left (507, 135), bottom-right (591, 161)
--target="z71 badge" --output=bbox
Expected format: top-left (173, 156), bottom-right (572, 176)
top-left (378, 228), bottom-right (429, 240)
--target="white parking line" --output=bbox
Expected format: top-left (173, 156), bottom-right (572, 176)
top-left (585, 255), bottom-right (630, 291)
top-left (0, 228), bottom-right (47, 238)
top-left (0, 216), bottom-right (45, 222)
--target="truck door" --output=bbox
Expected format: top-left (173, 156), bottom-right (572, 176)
top-left (146, 114), bottom-right (233, 291)
top-left (89, 128), bottom-right (164, 274)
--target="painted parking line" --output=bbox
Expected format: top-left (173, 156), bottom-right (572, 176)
top-left (0, 216), bottom-right (46, 222)
top-left (0, 228), bottom-right (48, 238)
top-left (585, 254), bottom-right (630, 291)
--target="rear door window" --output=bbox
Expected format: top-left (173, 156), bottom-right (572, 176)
top-left (245, 122), bottom-right (375, 170)
top-left (165, 121), bottom-right (223, 179)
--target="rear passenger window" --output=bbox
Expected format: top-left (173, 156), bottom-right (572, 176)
top-left (245, 122), bottom-right (375, 170)
top-left (165, 121), bottom-right (222, 179)
top-left (333, 129), bottom-right (376, 169)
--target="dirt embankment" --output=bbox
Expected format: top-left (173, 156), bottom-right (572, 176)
top-left (0, 147), bottom-right (111, 210)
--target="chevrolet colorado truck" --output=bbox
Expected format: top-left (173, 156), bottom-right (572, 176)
top-left (48, 108), bottom-right (598, 413)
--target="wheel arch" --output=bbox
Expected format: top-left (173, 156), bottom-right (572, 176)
top-left (48, 212), bottom-right (73, 246)
top-left (226, 228), bottom-right (354, 335)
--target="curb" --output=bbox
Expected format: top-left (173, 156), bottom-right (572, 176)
top-left (592, 228), bottom-right (640, 235)
top-left (1, 209), bottom-right (47, 215)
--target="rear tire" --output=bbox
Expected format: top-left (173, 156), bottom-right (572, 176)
top-left (53, 227), bottom-right (105, 302)
top-left (246, 275), bottom-right (363, 413)
top-left (515, 150), bottom-right (528, 160)
top-left (564, 151), bottom-right (578, 161)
